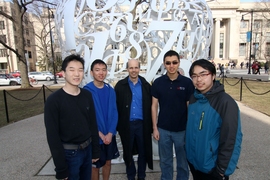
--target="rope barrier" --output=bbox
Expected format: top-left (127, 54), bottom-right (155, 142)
top-left (44, 85), bottom-right (54, 92)
top-left (242, 79), bottom-right (270, 95)
top-left (222, 77), bottom-right (270, 95)
top-left (5, 87), bottom-right (43, 101)
top-left (224, 78), bottom-right (241, 86)
top-left (2, 85), bottom-right (56, 124)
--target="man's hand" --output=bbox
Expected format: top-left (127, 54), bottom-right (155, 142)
top-left (99, 131), bottom-right (105, 142)
top-left (104, 133), bottom-right (113, 145)
top-left (153, 128), bottom-right (159, 141)
top-left (210, 168), bottom-right (225, 180)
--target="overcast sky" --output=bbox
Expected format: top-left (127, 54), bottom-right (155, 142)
top-left (240, 0), bottom-right (256, 2)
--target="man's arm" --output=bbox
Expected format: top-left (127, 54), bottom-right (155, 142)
top-left (44, 96), bottom-right (69, 179)
top-left (151, 96), bottom-right (159, 140)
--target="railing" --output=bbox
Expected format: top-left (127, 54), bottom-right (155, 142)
top-left (218, 75), bottom-right (270, 101)
top-left (2, 85), bottom-right (54, 123)
top-left (2, 78), bottom-right (270, 124)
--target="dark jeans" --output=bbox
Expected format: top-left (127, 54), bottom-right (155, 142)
top-left (64, 143), bottom-right (92, 180)
top-left (188, 162), bottom-right (229, 180)
top-left (126, 120), bottom-right (146, 180)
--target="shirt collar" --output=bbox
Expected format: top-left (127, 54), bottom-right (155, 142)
top-left (128, 77), bottom-right (141, 85)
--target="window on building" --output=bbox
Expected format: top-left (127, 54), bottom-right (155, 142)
top-left (240, 33), bottom-right (247, 42)
top-left (220, 21), bottom-right (225, 28)
top-left (28, 51), bottom-right (32, 58)
top-left (240, 20), bottom-right (248, 28)
top-left (11, 9), bottom-right (16, 16)
top-left (219, 33), bottom-right (224, 58)
top-left (25, 29), bottom-right (29, 35)
top-left (254, 20), bottom-right (262, 29)
top-left (27, 39), bottom-right (31, 47)
top-left (0, 63), bottom-right (7, 70)
top-left (24, 17), bottom-right (28, 25)
top-left (14, 36), bottom-right (18, 44)
top-left (0, 21), bottom-right (5, 30)
top-left (0, 49), bottom-right (7, 57)
top-left (0, 6), bottom-right (3, 11)
top-left (266, 43), bottom-right (270, 56)
top-left (266, 32), bottom-right (270, 42)
top-left (239, 43), bottom-right (246, 56)
top-left (266, 20), bottom-right (270, 28)
top-left (253, 42), bottom-right (259, 57)
top-left (0, 35), bottom-right (6, 43)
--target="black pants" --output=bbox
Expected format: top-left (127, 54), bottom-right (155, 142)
top-left (126, 120), bottom-right (146, 180)
top-left (188, 162), bottom-right (229, 180)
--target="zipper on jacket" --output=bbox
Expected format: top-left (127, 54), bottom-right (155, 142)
top-left (199, 111), bottom-right (204, 130)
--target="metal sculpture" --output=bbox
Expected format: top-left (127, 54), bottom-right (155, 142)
top-left (55, 0), bottom-right (213, 84)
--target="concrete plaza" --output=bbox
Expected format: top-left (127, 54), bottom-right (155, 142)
top-left (0, 101), bottom-right (269, 179)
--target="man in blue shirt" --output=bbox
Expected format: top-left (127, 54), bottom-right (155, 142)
top-left (115, 59), bottom-right (153, 180)
top-left (151, 50), bottom-right (194, 180)
top-left (84, 59), bottom-right (119, 180)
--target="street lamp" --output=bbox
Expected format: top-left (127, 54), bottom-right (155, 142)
top-left (241, 11), bottom-right (253, 74)
top-left (48, 6), bottom-right (57, 84)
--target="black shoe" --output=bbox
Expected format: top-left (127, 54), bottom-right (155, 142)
top-left (138, 178), bottom-right (145, 180)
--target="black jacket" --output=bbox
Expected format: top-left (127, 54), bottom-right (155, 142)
top-left (115, 75), bottom-right (153, 169)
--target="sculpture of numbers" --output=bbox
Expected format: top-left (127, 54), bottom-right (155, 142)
top-left (55, 0), bottom-right (213, 83)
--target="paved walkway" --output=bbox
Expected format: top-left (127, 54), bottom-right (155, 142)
top-left (0, 101), bottom-right (269, 180)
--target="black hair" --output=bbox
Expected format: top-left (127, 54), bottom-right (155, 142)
top-left (61, 54), bottom-right (85, 71)
top-left (189, 59), bottom-right (216, 77)
top-left (163, 50), bottom-right (180, 62)
top-left (91, 59), bottom-right (107, 71)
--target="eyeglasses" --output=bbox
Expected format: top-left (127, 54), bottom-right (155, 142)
top-left (165, 61), bottom-right (179, 65)
top-left (191, 73), bottom-right (211, 80)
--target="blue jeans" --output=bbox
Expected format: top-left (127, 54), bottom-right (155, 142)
top-left (64, 143), bottom-right (92, 180)
top-left (126, 120), bottom-right (146, 180)
top-left (158, 128), bottom-right (189, 180)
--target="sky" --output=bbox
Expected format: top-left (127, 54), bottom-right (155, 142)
top-left (240, 0), bottom-right (256, 2)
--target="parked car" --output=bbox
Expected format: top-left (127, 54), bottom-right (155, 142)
top-left (28, 72), bottom-right (54, 81)
top-left (10, 71), bottom-right (21, 78)
top-left (55, 72), bottom-right (63, 78)
top-left (0, 74), bottom-right (21, 86)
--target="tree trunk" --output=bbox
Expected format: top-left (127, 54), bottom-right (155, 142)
top-left (13, 1), bottom-right (31, 88)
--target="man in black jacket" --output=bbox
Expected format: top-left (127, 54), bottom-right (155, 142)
top-left (115, 59), bottom-right (153, 180)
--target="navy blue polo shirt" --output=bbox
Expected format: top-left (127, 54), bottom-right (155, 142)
top-left (151, 74), bottom-right (194, 132)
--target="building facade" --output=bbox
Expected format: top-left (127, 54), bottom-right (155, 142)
top-left (0, 0), bottom-right (37, 74)
top-left (208, 0), bottom-right (270, 66)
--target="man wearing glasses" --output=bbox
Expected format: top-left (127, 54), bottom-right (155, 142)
top-left (151, 50), bottom-right (194, 180)
top-left (186, 59), bottom-right (242, 180)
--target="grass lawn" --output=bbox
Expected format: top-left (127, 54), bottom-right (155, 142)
top-left (0, 85), bottom-right (62, 127)
top-left (0, 79), bottom-right (269, 127)
top-left (221, 78), bottom-right (270, 117)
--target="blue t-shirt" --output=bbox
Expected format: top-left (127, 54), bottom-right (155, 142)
top-left (151, 74), bottom-right (194, 132)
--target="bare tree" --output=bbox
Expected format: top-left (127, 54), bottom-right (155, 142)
top-left (0, 0), bottom-right (56, 88)
top-left (251, 1), bottom-right (270, 61)
top-left (30, 4), bottom-right (51, 71)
